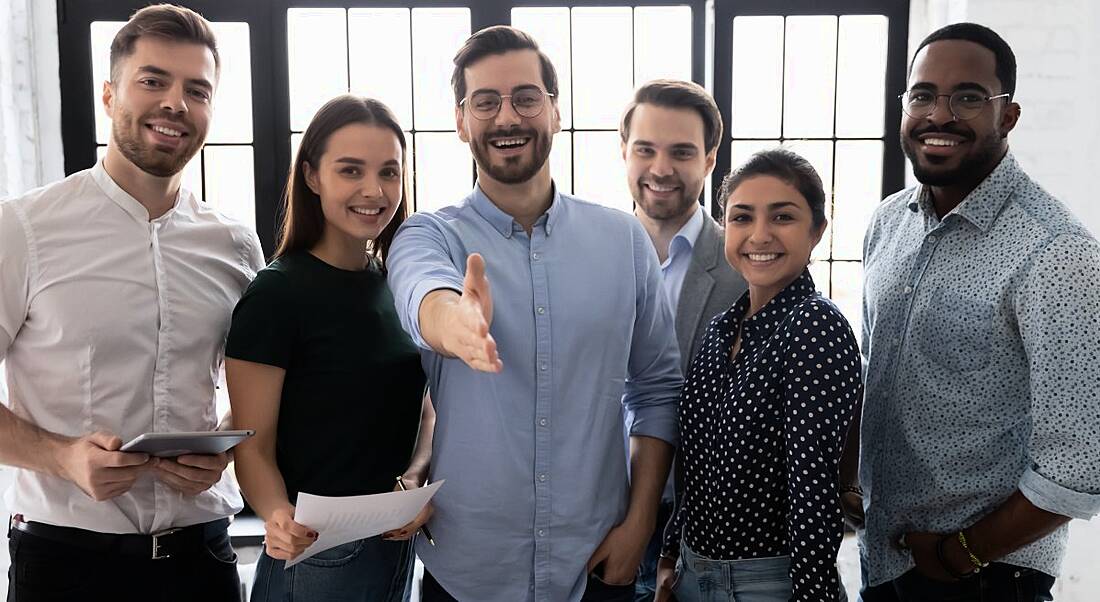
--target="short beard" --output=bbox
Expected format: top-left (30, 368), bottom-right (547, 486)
top-left (632, 179), bottom-right (700, 222)
top-left (471, 128), bottom-right (551, 185)
top-left (112, 108), bottom-right (200, 178)
top-left (901, 128), bottom-right (1003, 187)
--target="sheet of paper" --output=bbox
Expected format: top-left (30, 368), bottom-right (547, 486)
top-left (286, 480), bottom-right (444, 568)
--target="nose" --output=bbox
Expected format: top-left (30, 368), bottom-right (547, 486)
top-left (927, 94), bottom-right (956, 126)
top-left (160, 82), bottom-right (188, 115)
top-left (650, 152), bottom-right (674, 178)
top-left (360, 175), bottom-right (383, 198)
top-left (748, 216), bottom-right (773, 245)
top-left (493, 97), bottom-right (522, 128)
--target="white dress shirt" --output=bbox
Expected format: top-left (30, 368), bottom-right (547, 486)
top-left (0, 160), bottom-right (264, 534)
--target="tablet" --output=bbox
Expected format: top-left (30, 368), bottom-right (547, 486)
top-left (119, 430), bottom-right (255, 457)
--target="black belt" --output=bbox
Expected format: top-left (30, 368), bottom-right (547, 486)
top-left (9, 515), bottom-right (229, 560)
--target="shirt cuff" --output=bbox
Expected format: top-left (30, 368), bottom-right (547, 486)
top-left (627, 407), bottom-right (678, 446)
top-left (1019, 466), bottom-right (1100, 520)
top-left (406, 277), bottom-right (463, 350)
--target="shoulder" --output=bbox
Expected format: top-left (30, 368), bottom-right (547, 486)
top-left (1010, 175), bottom-right (1094, 242)
top-left (1, 169), bottom-right (98, 225)
top-left (785, 294), bottom-right (859, 350)
top-left (871, 186), bottom-right (917, 225)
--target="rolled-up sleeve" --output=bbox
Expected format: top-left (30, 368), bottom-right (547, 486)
top-left (386, 213), bottom-right (465, 350)
top-left (622, 221), bottom-right (681, 445)
top-left (0, 203), bottom-right (32, 365)
top-left (1015, 232), bottom-right (1100, 520)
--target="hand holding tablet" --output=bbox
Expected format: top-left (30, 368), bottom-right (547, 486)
top-left (119, 430), bottom-right (255, 458)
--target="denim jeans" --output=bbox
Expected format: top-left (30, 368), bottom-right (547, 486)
top-left (671, 542), bottom-right (792, 602)
top-left (422, 569), bottom-right (635, 602)
top-left (859, 563), bottom-right (1055, 602)
top-left (251, 536), bottom-right (411, 602)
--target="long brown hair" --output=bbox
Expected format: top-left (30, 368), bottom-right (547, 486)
top-left (274, 95), bottom-right (411, 268)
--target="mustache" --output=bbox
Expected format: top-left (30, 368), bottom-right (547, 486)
top-left (909, 123), bottom-right (974, 141)
top-left (482, 127), bottom-right (538, 140)
top-left (641, 176), bottom-right (682, 187)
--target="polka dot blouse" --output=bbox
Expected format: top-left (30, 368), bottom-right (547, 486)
top-left (663, 270), bottom-right (862, 601)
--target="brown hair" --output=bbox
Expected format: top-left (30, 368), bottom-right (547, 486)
top-left (620, 79), bottom-right (723, 154)
top-left (718, 148), bottom-right (827, 229)
top-left (110, 4), bottom-right (220, 82)
top-left (274, 95), bottom-right (411, 268)
top-left (451, 25), bottom-right (558, 105)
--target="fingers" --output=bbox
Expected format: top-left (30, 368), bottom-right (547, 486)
top-left (87, 431), bottom-right (123, 451)
top-left (153, 467), bottom-right (209, 496)
top-left (265, 519), bottom-right (316, 558)
top-left (384, 504), bottom-right (434, 541)
top-left (155, 458), bottom-right (219, 483)
top-left (586, 540), bottom-right (610, 574)
top-left (175, 452), bottom-right (230, 471)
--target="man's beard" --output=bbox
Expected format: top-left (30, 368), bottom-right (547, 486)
top-left (470, 127), bottom-right (551, 185)
top-left (632, 177), bottom-right (700, 221)
top-left (112, 107), bottom-right (202, 178)
top-left (901, 126), bottom-right (1002, 187)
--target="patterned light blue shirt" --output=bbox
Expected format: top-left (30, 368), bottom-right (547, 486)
top-left (387, 184), bottom-right (682, 602)
top-left (859, 152), bottom-right (1100, 586)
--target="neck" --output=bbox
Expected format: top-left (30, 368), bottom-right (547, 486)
top-left (477, 165), bottom-right (554, 233)
top-left (102, 145), bottom-right (182, 220)
top-left (746, 271), bottom-right (802, 317)
top-left (635, 204), bottom-right (697, 263)
top-left (928, 147), bottom-right (1008, 219)
top-left (311, 228), bottom-right (370, 271)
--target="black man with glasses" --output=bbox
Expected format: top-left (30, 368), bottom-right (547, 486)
top-left (852, 22), bottom-right (1100, 602)
top-left (386, 26), bottom-right (680, 602)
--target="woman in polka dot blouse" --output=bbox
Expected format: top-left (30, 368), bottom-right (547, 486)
top-left (655, 149), bottom-right (863, 602)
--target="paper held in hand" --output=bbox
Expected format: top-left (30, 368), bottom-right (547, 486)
top-left (287, 480), bottom-right (444, 568)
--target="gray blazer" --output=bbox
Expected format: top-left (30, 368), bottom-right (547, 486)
top-left (674, 212), bottom-right (748, 373)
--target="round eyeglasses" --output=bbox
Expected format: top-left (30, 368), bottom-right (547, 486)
top-left (899, 89), bottom-right (1010, 121)
top-left (460, 88), bottom-right (554, 120)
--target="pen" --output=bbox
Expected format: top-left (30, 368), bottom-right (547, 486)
top-left (396, 476), bottom-right (436, 546)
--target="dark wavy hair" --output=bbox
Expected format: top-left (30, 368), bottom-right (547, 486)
top-left (274, 95), bottom-right (411, 268)
top-left (913, 22), bottom-right (1017, 98)
top-left (451, 25), bottom-right (559, 105)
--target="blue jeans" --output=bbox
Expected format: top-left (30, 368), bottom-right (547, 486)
top-left (671, 542), bottom-right (792, 602)
top-left (251, 536), bottom-right (411, 602)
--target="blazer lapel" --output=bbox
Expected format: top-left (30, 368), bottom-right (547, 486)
top-left (675, 216), bottom-right (720, 371)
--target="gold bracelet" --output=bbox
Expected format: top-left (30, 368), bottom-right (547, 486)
top-left (957, 530), bottom-right (989, 572)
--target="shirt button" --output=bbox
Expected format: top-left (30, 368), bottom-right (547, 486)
top-left (538, 473), bottom-right (547, 482)
top-left (536, 306), bottom-right (545, 315)
top-left (539, 363), bottom-right (547, 371)
top-left (903, 286), bottom-right (913, 294)
top-left (538, 418), bottom-right (548, 427)
top-left (532, 252), bottom-right (541, 261)
top-left (927, 235), bottom-right (937, 243)
top-left (537, 529), bottom-right (545, 537)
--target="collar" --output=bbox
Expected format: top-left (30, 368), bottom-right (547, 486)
top-left (907, 151), bottom-right (1022, 232)
top-left (670, 203), bottom-right (706, 255)
top-left (470, 181), bottom-right (563, 239)
top-left (730, 270), bottom-right (817, 340)
top-left (90, 159), bottom-right (184, 224)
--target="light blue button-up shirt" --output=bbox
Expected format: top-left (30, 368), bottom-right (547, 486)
top-left (658, 203), bottom-right (705, 318)
top-left (387, 184), bottom-right (682, 602)
top-left (859, 152), bottom-right (1100, 586)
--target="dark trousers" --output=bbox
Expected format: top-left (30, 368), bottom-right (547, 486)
top-left (422, 569), bottom-right (636, 602)
top-left (860, 563), bottom-right (1055, 602)
top-left (7, 522), bottom-right (240, 602)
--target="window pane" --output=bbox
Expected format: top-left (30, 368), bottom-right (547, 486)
top-left (730, 140), bottom-right (779, 171)
top-left (512, 8), bottom-right (572, 130)
top-left (412, 8), bottom-right (470, 130)
top-left (830, 261), bottom-right (864, 342)
top-left (414, 132), bottom-right (472, 213)
top-left (349, 9), bottom-right (413, 130)
top-left (550, 131), bottom-right (573, 195)
top-left (91, 21), bottom-right (125, 145)
top-left (203, 145), bottom-right (255, 228)
top-left (207, 23), bottom-right (253, 144)
top-left (783, 16), bottom-right (837, 138)
top-left (782, 140), bottom-right (834, 261)
top-left (730, 17), bottom-right (783, 138)
top-left (808, 261), bottom-right (830, 296)
top-left (288, 9), bottom-right (348, 132)
top-left (634, 7), bottom-right (692, 85)
top-left (573, 131), bottom-right (631, 213)
top-left (836, 16), bottom-right (888, 138)
top-left (832, 141), bottom-right (884, 260)
top-left (572, 8), bottom-right (632, 129)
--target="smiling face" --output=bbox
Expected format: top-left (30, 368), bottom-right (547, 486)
top-left (456, 49), bottom-right (560, 186)
top-left (724, 175), bottom-right (824, 300)
top-left (305, 123), bottom-right (405, 248)
top-left (103, 36), bottom-right (216, 177)
top-left (623, 103), bottom-right (716, 222)
top-left (900, 39), bottom-right (1019, 187)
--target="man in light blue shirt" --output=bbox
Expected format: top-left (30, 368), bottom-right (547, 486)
top-left (858, 23), bottom-right (1100, 601)
top-left (387, 26), bottom-right (681, 602)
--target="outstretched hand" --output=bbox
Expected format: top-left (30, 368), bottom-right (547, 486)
top-left (439, 253), bottom-right (502, 373)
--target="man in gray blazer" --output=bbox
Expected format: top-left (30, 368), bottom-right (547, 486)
top-left (620, 79), bottom-right (747, 601)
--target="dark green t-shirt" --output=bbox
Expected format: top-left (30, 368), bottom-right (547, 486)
top-left (226, 250), bottom-right (425, 501)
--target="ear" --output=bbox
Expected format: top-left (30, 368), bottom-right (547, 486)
top-left (550, 101), bottom-right (561, 135)
top-left (811, 217), bottom-right (828, 249)
top-left (303, 161), bottom-right (321, 196)
top-left (102, 80), bottom-right (115, 116)
top-left (620, 139), bottom-right (628, 162)
top-left (455, 105), bottom-right (470, 143)
top-left (703, 148), bottom-right (718, 177)
top-left (999, 101), bottom-right (1021, 138)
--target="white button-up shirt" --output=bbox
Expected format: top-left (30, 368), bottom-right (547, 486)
top-left (0, 161), bottom-right (264, 534)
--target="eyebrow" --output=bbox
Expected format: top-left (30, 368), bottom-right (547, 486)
top-left (469, 84), bottom-right (542, 96)
top-left (333, 157), bottom-right (401, 167)
top-left (632, 140), bottom-right (699, 152)
top-left (729, 201), bottom-right (799, 211)
top-left (136, 65), bottom-right (214, 91)
top-left (910, 81), bottom-right (992, 95)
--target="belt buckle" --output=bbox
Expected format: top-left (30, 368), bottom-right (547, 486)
top-left (151, 527), bottom-right (182, 560)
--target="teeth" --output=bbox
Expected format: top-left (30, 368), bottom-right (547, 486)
top-left (350, 207), bottom-right (383, 216)
top-left (646, 183), bottom-right (677, 192)
top-left (491, 138), bottom-right (527, 148)
top-left (151, 125), bottom-right (183, 137)
top-left (923, 137), bottom-right (960, 147)
top-left (747, 253), bottom-right (780, 262)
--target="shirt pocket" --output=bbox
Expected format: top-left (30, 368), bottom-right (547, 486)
top-left (916, 287), bottom-right (994, 373)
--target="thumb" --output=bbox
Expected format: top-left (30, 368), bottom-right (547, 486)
top-left (87, 431), bottom-right (123, 451)
top-left (586, 538), bottom-right (609, 574)
top-left (464, 253), bottom-right (488, 296)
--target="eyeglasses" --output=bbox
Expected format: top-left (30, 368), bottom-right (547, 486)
top-left (459, 88), bottom-right (554, 120)
top-left (899, 89), bottom-right (1010, 121)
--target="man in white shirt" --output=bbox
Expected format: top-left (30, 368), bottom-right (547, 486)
top-left (0, 5), bottom-right (263, 600)
top-left (619, 79), bottom-right (746, 602)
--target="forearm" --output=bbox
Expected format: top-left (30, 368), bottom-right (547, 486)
top-left (234, 448), bottom-right (293, 521)
top-left (966, 490), bottom-right (1070, 563)
top-left (0, 402), bottom-right (71, 478)
top-left (417, 289), bottom-right (461, 356)
top-left (626, 435), bottom-right (673, 529)
top-left (403, 393), bottom-right (435, 484)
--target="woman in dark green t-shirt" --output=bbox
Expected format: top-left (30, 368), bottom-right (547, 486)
top-left (226, 95), bottom-right (432, 602)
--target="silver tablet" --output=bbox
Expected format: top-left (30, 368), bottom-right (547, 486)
top-left (119, 430), bottom-right (255, 457)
